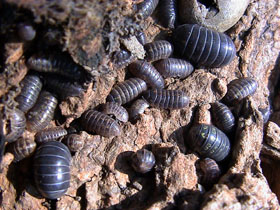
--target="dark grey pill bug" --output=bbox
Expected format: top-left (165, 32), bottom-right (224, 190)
top-left (143, 89), bottom-right (189, 109)
top-left (64, 134), bottom-right (84, 152)
top-left (35, 127), bottom-right (68, 144)
top-left (17, 23), bottom-right (36, 41)
top-left (81, 110), bottom-right (121, 137)
top-left (172, 24), bottom-right (236, 68)
top-left (223, 78), bottom-right (258, 104)
top-left (135, 31), bottom-right (147, 45)
top-left (160, 0), bottom-right (177, 29)
top-left (129, 60), bottom-right (165, 88)
top-left (33, 141), bottom-right (71, 199)
top-left (154, 58), bottom-right (194, 79)
top-left (135, 0), bottom-right (159, 21)
top-left (144, 40), bottom-right (173, 62)
top-left (211, 102), bottom-right (235, 133)
top-left (102, 102), bottom-right (129, 123)
top-left (131, 148), bottom-right (155, 173)
top-left (9, 137), bottom-right (36, 162)
top-left (107, 78), bottom-right (147, 105)
top-left (187, 124), bottom-right (230, 162)
top-left (112, 50), bottom-right (132, 67)
top-left (15, 75), bottom-right (43, 113)
top-left (129, 99), bottom-right (149, 121)
top-left (199, 158), bottom-right (221, 186)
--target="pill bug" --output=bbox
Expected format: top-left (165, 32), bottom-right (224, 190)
top-left (129, 99), bottom-right (150, 121)
top-left (102, 102), bottom-right (129, 123)
top-left (135, 31), bottom-right (147, 45)
top-left (131, 148), bottom-right (155, 173)
top-left (9, 137), bottom-right (36, 162)
top-left (64, 134), bottom-right (84, 152)
top-left (135, 0), bottom-right (159, 21)
top-left (160, 0), bottom-right (177, 29)
top-left (112, 50), bottom-right (132, 67)
top-left (129, 60), bottom-right (165, 88)
top-left (107, 78), bottom-right (147, 105)
top-left (26, 91), bottom-right (58, 132)
top-left (17, 23), bottom-right (36, 41)
top-left (259, 106), bottom-right (271, 123)
top-left (81, 110), bottom-right (121, 137)
top-left (154, 58), bottom-right (194, 79)
top-left (35, 127), bottom-right (68, 144)
top-left (172, 24), bottom-right (236, 68)
top-left (199, 158), bottom-right (221, 186)
top-left (187, 124), bottom-right (230, 162)
top-left (223, 78), bottom-right (258, 104)
top-left (33, 141), bottom-right (71, 199)
top-left (15, 75), bottom-right (43, 113)
top-left (143, 89), bottom-right (189, 109)
top-left (211, 102), bottom-right (235, 133)
top-left (144, 40), bottom-right (173, 62)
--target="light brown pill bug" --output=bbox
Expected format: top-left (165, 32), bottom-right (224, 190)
top-left (135, 0), bottom-right (159, 21)
top-left (9, 137), bottom-right (36, 162)
top-left (107, 78), bottom-right (147, 105)
top-left (131, 148), bottom-right (156, 173)
top-left (102, 102), bottom-right (129, 123)
top-left (112, 50), bottom-right (132, 67)
top-left (64, 134), bottom-right (84, 152)
top-left (135, 31), bottom-right (147, 45)
top-left (199, 158), bottom-right (221, 187)
top-left (144, 40), bottom-right (173, 62)
top-left (143, 89), bottom-right (189, 109)
top-left (81, 110), bottom-right (121, 137)
top-left (17, 23), bottom-right (36, 41)
top-left (129, 60), bottom-right (165, 88)
top-left (35, 127), bottom-right (68, 144)
top-left (154, 58), bottom-right (194, 79)
top-left (129, 99), bottom-right (150, 121)
top-left (26, 91), bottom-right (58, 132)
top-left (15, 75), bottom-right (43, 113)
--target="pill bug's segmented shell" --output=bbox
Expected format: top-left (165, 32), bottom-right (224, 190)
top-left (129, 99), bottom-right (150, 121)
top-left (17, 23), bottom-right (36, 41)
top-left (102, 102), bottom-right (129, 123)
top-left (135, 31), bottom-right (147, 45)
top-left (9, 138), bottom-right (36, 162)
top-left (112, 50), bottom-right (132, 67)
top-left (131, 148), bottom-right (155, 173)
top-left (144, 40), bottom-right (173, 62)
top-left (154, 58), bottom-right (194, 79)
top-left (26, 91), bottom-right (58, 132)
top-left (172, 24), bottom-right (236, 68)
top-left (211, 102), bottom-right (235, 133)
top-left (15, 75), bottom-right (43, 113)
top-left (81, 110), bottom-right (121, 137)
top-left (199, 158), bottom-right (221, 186)
top-left (129, 60), bottom-right (165, 88)
top-left (136, 0), bottom-right (159, 20)
top-left (223, 78), bottom-right (258, 104)
top-left (33, 141), bottom-right (71, 199)
top-left (187, 124), bottom-right (230, 162)
top-left (143, 89), bottom-right (189, 109)
top-left (160, 0), bottom-right (177, 28)
top-left (107, 78), bottom-right (147, 105)
top-left (35, 127), bottom-right (68, 144)
top-left (64, 134), bottom-right (84, 152)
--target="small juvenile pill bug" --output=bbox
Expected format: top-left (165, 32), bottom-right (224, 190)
top-left (107, 78), bottom-right (147, 105)
top-left (102, 102), bottom-right (129, 123)
top-left (26, 91), bottom-right (58, 132)
top-left (144, 40), bottom-right (173, 62)
top-left (142, 89), bottom-right (189, 109)
top-left (187, 124), bottom-right (230, 162)
top-left (154, 58), bottom-right (194, 79)
top-left (9, 137), bottom-right (36, 162)
top-left (135, 0), bottom-right (159, 21)
top-left (81, 110), bottom-right (121, 137)
top-left (33, 141), bottom-right (71, 199)
top-left (128, 60), bottom-right (165, 88)
top-left (172, 24), bottom-right (236, 68)
top-left (211, 102), bottom-right (235, 133)
top-left (135, 31), bottom-right (147, 45)
top-left (112, 50), bottom-right (132, 67)
top-left (199, 158), bottom-right (221, 187)
top-left (129, 99), bottom-right (149, 121)
top-left (259, 106), bottom-right (271, 123)
top-left (15, 74), bottom-right (43, 113)
top-left (131, 148), bottom-right (155, 173)
top-left (159, 0), bottom-right (177, 29)
top-left (64, 134), bottom-right (84, 152)
top-left (17, 23), bottom-right (36, 41)
top-left (223, 78), bottom-right (258, 104)
top-left (35, 127), bottom-right (68, 144)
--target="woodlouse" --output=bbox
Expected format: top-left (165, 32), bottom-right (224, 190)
top-left (199, 158), bottom-right (221, 187)
top-left (154, 58), bottom-right (194, 79)
top-left (33, 141), bottom-right (71, 199)
top-left (129, 99), bottom-right (149, 121)
top-left (135, 31), bottom-right (147, 45)
top-left (135, 0), bottom-right (159, 20)
top-left (187, 124), bottom-right (230, 162)
top-left (160, 0), bottom-right (177, 28)
top-left (142, 89), bottom-right (189, 109)
top-left (26, 91), bottom-right (58, 132)
top-left (64, 134), bottom-right (84, 152)
top-left (81, 110), bottom-right (121, 137)
top-left (35, 127), bottom-right (68, 144)
top-left (9, 138), bottom-right (36, 162)
top-left (15, 75), bottom-right (43, 113)
top-left (144, 40), bottom-right (173, 62)
top-left (259, 106), bottom-right (271, 123)
top-left (112, 50), bottom-right (132, 67)
top-left (131, 149), bottom-right (155, 173)
top-left (17, 23), bottom-right (36, 41)
top-left (102, 102), bottom-right (129, 123)
top-left (172, 24), bottom-right (236, 67)
top-left (129, 60), bottom-right (165, 88)
top-left (107, 78), bottom-right (147, 105)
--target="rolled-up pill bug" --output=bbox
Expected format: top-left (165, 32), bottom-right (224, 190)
top-left (35, 127), bottom-right (67, 144)
top-left (160, 0), bottom-right (177, 29)
top-left (112, 50), bottom-right (132, 67)
top-left (135, 0), bottom-right (159, 21)
top-left (26, 91), bottom-right (58, 132)
top-left (129, 99), bottom-right (149, 121)
top-left (102, 102), bottom-right (129, 123)
top-left (172, 24), bottom-right (236, 68)
top-left (135, 31), bottom-right (147, 45)
top-left (17, 23), bottom-right (36, 41)
top-left (81, 110), bottom-right (121, 137)
top-left (154, 58), bottom-right (194, 79)
top-left (9, 137), bottom-right (36, 162)
top-left (144, 40), bottom-right (173, 62)
top-left (129, 60), bottom-right (165, 88)
top-left (199, 158), bottom-right (221, 186)
top-left (143, 89), bottom-right (189, 109)
top-left (223, 78), bottom-right (258, 104)
top-left (33, 141), bottom-right (71, 199)
top-left (187, 124), bottom-right (230, 162)
top-left (211, 102), bottom-right (235, 133)
top-left (15, 75), bottom-right (43, 113)
top-left (64, 134), bottom-right (84, 152)
top-left (107, 78), bottom-right (147, 105)
top-left (131, 148), bottom-right (155, 173)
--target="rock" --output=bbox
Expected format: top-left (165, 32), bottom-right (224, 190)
top-left (265, 121), bottom-right (280, 150)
